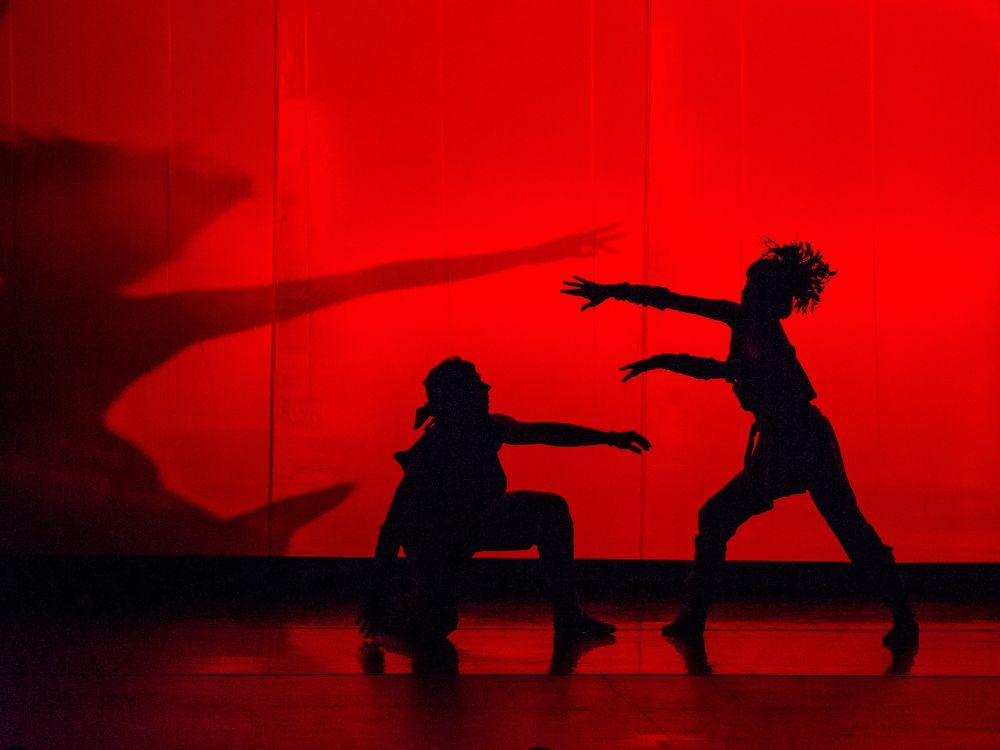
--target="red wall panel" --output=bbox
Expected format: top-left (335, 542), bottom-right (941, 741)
top-left (1, 0), bottom-right (996, 559)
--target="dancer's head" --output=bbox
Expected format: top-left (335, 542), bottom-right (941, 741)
top-left (742, 238), bottom-right (835, 318)
top-left (414, 357), bottom-right (491, 428)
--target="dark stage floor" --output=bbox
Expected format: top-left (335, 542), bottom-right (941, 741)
top-left (2, 598), bottom-right (998, 749)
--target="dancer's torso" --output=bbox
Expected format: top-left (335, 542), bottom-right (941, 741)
top-left (392, 416), bottom-right (507, 545)
top-left (727, 316), bottom-right (817, 423)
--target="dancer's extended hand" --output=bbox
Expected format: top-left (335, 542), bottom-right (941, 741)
top-left (561, 275), bottom-right (615, 310)
top-left (607, 430), bottom-right (652, 453)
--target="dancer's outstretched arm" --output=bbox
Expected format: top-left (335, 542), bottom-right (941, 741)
top-left (497, 415), bottom-right (651, 454)
top-left (561, 277), bottom-right (739, 324)
top-left (620, 353), bottom-right (729, 382)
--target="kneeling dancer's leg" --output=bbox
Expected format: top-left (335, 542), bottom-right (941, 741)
top-left (477, 491), bottom-right (611, 633)
top-left (397, 549), bottom-right (462, 640)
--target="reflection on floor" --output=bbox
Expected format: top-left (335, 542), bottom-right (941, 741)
top-left (2, 598), bottom-right (998, 749)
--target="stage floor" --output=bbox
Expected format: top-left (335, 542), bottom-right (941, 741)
top-left (2, 598), bottom-right (998, 749)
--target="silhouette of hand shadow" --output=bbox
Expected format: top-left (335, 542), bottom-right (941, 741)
top-left (0, 134), bottom-right (617, 554)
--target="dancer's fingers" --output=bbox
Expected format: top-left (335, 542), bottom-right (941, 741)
top-left (631, 432), bottom-right (652, 450)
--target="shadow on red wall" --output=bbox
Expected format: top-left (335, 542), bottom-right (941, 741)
top-left (0, 135), bottom-right (602, 553)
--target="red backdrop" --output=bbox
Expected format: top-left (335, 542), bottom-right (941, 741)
top-left (1, 0), bottom-right (997, 559)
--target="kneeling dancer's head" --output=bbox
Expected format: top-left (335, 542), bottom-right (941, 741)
top-left (414, 357), bottom-right (491, 428)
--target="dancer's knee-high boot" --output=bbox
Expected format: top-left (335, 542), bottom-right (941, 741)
top-left (863, 545), bottom-right (918, 648)
top-left (662, 533), bottom-right (725, 640)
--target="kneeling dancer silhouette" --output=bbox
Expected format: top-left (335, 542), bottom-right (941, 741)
top-left (359, 357), bottom-right (650, 642)
top-left (562, 239), bottom-right (919, 649)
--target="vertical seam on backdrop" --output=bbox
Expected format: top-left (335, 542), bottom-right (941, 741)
top-left (8, 2), bottom-right (15, 276)
top-left (166, 0), bottom-right (173, 296)
top-left (639, 0), bottom-right (653, 560)
top-left (868, 0), bottom-right (882, 460)
top-left (436, 0), bottom-right (450, 337)
top-left (267, 0), bottom-right (281, 555)
top-left (165, 0), bottom-right (176, 432)
top-left (589, 0), bottom-right (598, 418)
top-left (304, 1), bottom-right (314, 430)
top-left (739, 0), bottom-right (746, 232)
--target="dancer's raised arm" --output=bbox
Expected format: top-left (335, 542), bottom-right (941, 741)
top-left (496, 415), bottom-right (650, 454)
top-left (620, 353), bottom-right (729, 382)
top-left (561, 276), bottom-right (739, 324)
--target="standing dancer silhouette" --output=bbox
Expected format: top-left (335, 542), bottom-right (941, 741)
top-left (562, 239), bottom-right (918, 649)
